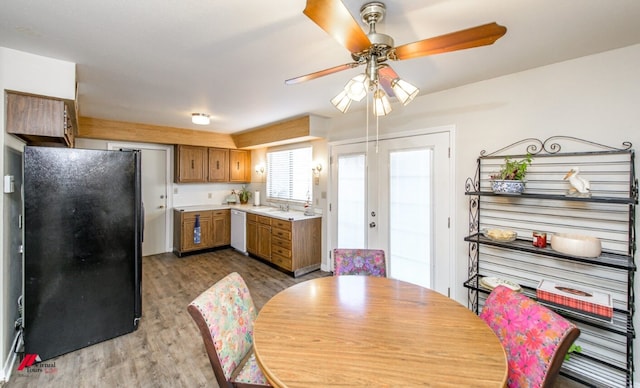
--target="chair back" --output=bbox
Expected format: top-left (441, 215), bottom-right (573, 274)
top-left (480, 285), bottom-right (580, 388)
top-left (188, 272), bottom-right (258, 387)
top-left (333, 249), bottom-right (386, 277)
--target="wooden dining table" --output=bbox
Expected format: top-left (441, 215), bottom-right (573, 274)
top-left (253, 276), bottom-right (507, 387)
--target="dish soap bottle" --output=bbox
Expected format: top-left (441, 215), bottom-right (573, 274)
top-left (304, 192), bottom-right (314, 216)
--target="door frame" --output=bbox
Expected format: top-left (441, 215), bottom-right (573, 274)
top-left (327, 125), bottom-right (457, 297)
top-left (107, 141), bottom-right (173, 254)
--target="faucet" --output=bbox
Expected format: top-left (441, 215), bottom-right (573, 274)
top-left (280, 203), bottom-right (289, 211)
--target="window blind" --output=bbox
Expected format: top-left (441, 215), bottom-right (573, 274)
top-left (267, 147), bottom-right (312, 202)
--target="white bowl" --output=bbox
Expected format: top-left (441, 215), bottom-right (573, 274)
top-left (550, 233), bottom-right (602, 258)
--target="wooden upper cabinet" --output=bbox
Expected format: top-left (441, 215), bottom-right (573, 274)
top-left (229, 149), bottom-right (252, 182)
top-left (175, 145), bottom-right (250, 183)
top-left (175, 145), bottom-right (208, 183)
top-left (6, 91), bottom-right (75, 147)
top-left (208, 148), bottom-right (230, 182)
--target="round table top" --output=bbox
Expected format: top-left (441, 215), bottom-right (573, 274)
top-left (253, 276), bottom-right (507, 387)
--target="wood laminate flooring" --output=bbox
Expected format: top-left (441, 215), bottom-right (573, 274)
top-left (4, 248), bottom-right (586, 387)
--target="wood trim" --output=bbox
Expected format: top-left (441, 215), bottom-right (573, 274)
top-left (232, 116), bottom-right (319, 149)
top-left (78, 116), bottom-right (236, 148)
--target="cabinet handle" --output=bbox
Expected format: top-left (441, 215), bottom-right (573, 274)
top-left (216, 161), bottom-right (220, 170)
top-left (191, 160), bottom-right (194, 169)
top-left (237, 161), bottom-right (240, 170)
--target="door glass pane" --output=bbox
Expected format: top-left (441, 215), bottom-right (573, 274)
top-left (389, 149), bottom-right (432, 287)
top-left (337, 154), bottom-right (366, 247)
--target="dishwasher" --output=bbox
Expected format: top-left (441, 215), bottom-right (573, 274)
top-left (230, 209), bottom-right (247, 255)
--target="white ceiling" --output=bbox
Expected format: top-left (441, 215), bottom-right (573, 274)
top-left (1, 1), bottom-right (639, 134)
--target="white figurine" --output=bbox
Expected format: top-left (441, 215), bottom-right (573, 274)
top-left (564, 167), bottom-right (591, 197)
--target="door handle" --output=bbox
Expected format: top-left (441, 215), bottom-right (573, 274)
top-left (159, 205), bottom-right (165, 209)
top-left (369, 222), bottom-right (376, 228)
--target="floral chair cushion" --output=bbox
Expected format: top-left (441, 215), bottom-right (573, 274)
top-left (233, 352), bottom-right (270, 385)
top-left (480, 285), bottom-right (579, 388)
top-left (333, 249), bottom-right (386, 277)
top-left (188, 272), bottom-right (269, 386)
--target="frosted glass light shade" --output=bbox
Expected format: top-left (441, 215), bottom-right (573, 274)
top-left (391, 79), bottom-right (419, 106)
top-left (331, 90), bottom-right (352, 113)
top-left (344, 74), bottom-right (369, 102)
top-left (373, 89), bottom-right (392, 116)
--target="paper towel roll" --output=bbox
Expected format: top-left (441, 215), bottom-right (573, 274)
top-left (254, 191), bottom-right (260, 206)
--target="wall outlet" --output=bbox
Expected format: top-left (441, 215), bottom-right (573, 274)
top-left (208, 193), bottom-right (212, 199)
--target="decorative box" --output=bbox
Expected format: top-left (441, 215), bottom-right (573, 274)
top-left (536, 279), bottom-right (613, 321)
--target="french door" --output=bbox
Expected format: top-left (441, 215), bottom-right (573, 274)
top-left (330, 131), bottom-right (451, 293)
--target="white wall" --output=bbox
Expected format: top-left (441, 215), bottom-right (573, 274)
top-left (0, 47), bottom-right (76, 382)
top-left (328, 44), bottom-right (640, 381)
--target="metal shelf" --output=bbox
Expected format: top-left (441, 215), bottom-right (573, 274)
top-left (465, 190), bottom-right (637, 205)
top-left (464, 274), bottom-right (634, 338)
top-left (464, 233), bottom-right (635, 271)
top-left (465, 137), bottom-right (636, 387)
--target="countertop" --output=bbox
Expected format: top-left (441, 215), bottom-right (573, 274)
top-left (173, 204), bottom-right (321, 221)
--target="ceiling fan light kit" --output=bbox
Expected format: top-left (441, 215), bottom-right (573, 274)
top-left (330, 90), bottom-right (352, 113)
top-left (391, 78), bottom-right (419, 106)
top-left (372, 89), bottom-right (392, 116)
top-left (288, 0), bottom-right (507, 116)
top-left (344, 73), bottom-right (369, 101)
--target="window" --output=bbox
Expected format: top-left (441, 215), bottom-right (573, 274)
top-left (267, 147), bottom-right (312, 202)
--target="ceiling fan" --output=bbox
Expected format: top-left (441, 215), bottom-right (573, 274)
top-left (286, 0), bottom-right (507, 113)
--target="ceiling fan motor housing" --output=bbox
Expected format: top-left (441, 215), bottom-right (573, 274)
top-left (352, 2), bottom-right (394, 64)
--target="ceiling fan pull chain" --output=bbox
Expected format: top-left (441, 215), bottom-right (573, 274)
top-left (375, 99), bottom-right (380, 154)
top-left (366, 87), bottom-right (370, 168)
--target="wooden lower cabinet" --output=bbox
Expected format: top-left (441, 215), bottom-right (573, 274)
top-left (247, 214), bottom-right (272, 261)
top-left (173, 209), bottom-right (230, 256)
top-left (212, 209), bottom-right (231, 247)
top-left (246, 214), bottom-right (321, 277)
top-left (246, 214), bottom-right (258, 254)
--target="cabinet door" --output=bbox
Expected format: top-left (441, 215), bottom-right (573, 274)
top-left (6, 92), bottom-right (71, 146)
top-left (257, 224), bottom-right (272, 260)
top-left (181, 212), bottom-right (213, 251)
top-left (229, 149), bottom-right (251, 182)
top-left (208, 148), bottom-right (230, 182)
top-left (212, 210), bottom-right (231, 247)
top-left (175, 145), bottom-right (207, 183)
top-left (247, 220), bottom-right (258, 254)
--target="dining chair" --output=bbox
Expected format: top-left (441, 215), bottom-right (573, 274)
top-left (333, 248), bottom-right (387, 277)
top-left (187, 272), bottom-right (271, 388)
top-left (480, 285), bottom-right (580, 388)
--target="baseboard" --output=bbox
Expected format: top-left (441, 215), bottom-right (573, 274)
top-left (2, 331), bottom-right (22, 383)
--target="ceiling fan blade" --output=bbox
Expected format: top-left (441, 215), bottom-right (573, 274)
top-left (377, 65), bottom-right (398, 97)
top-left (303, 0), bottom-right (371, 54)
top-left (393, 22), bottom-right (507, 61)
top-left (285, 62), bottom-right (361, 85)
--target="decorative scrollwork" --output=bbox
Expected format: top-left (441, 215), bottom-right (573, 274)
top-left (465, 177), bottom-right (479, 193)
top-left (480, 138), bottom-right (543, 157)
top-left (479, 136), bottom-right (632, 158)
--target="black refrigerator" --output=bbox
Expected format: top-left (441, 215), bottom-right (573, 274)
top-left (23, 146), bottom-right (142, 361)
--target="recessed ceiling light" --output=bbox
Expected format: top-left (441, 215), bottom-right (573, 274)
top-left (192, 113), bottom-right (210, 125)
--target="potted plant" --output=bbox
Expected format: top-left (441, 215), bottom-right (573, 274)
top-left (490, 154), bottom-right (532, 194)
top-left (237, 186), bottom-right (252, 204)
